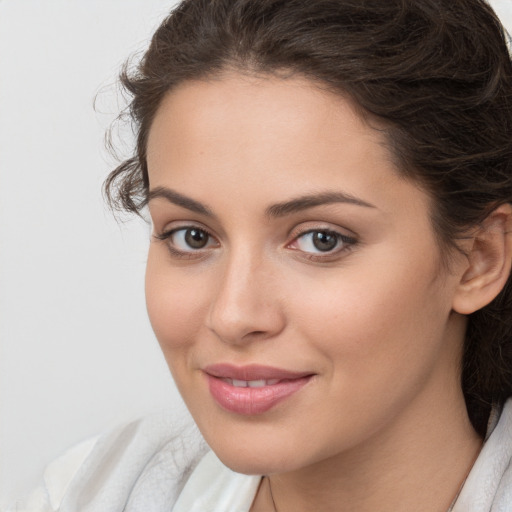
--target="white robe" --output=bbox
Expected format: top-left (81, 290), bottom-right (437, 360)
top-left (11, 399), bottom-right (512, 512)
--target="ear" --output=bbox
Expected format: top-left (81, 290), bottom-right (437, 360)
top-left (452, 203), bottom-right (512, 315)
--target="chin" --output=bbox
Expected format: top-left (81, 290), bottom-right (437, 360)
top-left (202, 428), bottom-right (313, 476)
top-left (214, 449), bottom-right (295, 476)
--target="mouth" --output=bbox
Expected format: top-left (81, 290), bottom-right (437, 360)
top-left (218, 377), bottom-right (282, 387)
top-left (203, 364), bottom-right (315, 415)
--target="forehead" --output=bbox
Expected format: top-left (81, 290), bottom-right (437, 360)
top-left (146, 73), bottom-right (428, 219)
top-left (149, 73), bottom-right (377, 146)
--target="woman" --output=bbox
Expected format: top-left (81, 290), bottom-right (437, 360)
top-left (20, 0), bottom-right (512, 511)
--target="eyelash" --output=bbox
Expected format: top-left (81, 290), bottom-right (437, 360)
top-left (287, 228), bottom-right (357, 261)
top-left (154, 225), bottom-right (358, 261)
top-left (154, 226), bottom-right (218, 259)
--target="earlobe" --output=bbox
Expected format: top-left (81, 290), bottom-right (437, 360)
top-left (452, 204), bottom-right (512, 315)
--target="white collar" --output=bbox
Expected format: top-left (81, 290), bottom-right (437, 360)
top-left (172, 450), bottom-right (261, 512)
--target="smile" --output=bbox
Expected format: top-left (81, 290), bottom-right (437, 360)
top-left (204, 364), bottom-right (315, 415)
top-left (222, 378), bottom-right (281, 387)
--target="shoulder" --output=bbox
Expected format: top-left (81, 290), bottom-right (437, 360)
top-left (9, 437), bottom-right (98, 512)
top-left (172, 451), bottom-right (261, 512)
top-left (12, 410), bottom-right (208, 512)
top-left (453, 398), bottom-right (512, 512)
top-left (487, 399), bottom-right (512, 511)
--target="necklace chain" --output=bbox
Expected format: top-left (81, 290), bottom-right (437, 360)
top-left (266, 475), bottom-right (461, 512)
top-left (268, 476), bottom-right (278, 512)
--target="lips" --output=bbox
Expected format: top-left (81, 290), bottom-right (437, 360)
top-left (203, 364), bottom-right (314, 415)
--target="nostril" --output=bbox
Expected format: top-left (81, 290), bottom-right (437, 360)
top-left (239, 330), bottom-right (269, 341)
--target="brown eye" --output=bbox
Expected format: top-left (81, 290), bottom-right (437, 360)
top-left (184, 228), bottom-right (209, 249)
top-left (294, 230), bottom-right (342, 253)
top-left (288, 228), bottom-right (357, 257)
top-left (311, 231), bottom-right (338, 252)
top-left (161, 227), bottom-right (218, 252)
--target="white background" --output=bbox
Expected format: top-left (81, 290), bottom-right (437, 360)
top-left (1, 0), bottom-right (511, 509)
top-left (0, 1), bottom-right (184, 508)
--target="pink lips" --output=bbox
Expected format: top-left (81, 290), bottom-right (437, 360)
top-left (204, 364), bottom-right (314, 415)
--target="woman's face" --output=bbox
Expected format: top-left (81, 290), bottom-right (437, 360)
top-left (145, 74), bottom-right (467, 475)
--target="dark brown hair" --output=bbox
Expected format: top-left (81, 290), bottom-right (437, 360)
top-left (105, 0), bottom-right (512, 436)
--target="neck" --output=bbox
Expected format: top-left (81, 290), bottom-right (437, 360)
top-left (258, 397), bottom-right (480, 512)
top-left (251, 350), bottom-right (482, 512)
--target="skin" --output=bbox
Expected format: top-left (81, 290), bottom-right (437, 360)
top-left (145, 74), bottom-right (485, 512)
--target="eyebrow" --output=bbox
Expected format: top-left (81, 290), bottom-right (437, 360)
top-left (265, 191), bottom-right (376, 217)
top-left (147, 186), bottom-right (376, 218)
top-left (148, 187), bottom-right (215, 217)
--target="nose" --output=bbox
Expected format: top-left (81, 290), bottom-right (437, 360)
top-left (206, 249), bottom-right (286, 345)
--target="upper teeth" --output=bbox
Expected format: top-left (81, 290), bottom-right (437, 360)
top-left (227, 378), bottom-right (280, 388)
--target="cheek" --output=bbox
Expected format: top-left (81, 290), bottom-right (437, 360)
top-left (281, 262), bottom-right (454, 441)
top-left (288, 250), bottom-right (451, 378)
top-left (145, 249), bottom-right (206, 353)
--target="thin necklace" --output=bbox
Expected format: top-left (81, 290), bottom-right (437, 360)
top-left (267, 476), bottom-right (278, 512)
top-left (266, 476), bottom-right (463, 512)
